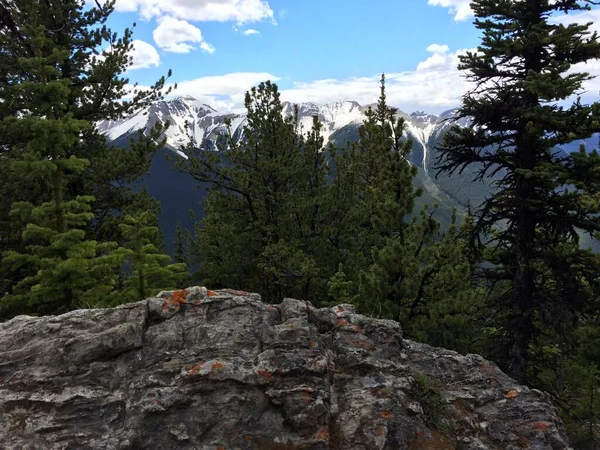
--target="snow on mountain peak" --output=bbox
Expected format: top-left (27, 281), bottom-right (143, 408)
top-left (410, 111), bottom-right (439, 124)
top-left (98, 96), bottom-right (455, 159)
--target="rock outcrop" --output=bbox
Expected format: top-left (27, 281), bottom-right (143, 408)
top-left (0, 288), bottom-right (570, 449)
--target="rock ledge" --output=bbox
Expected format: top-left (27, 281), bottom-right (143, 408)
top-left (0, 287), bottom-right (570, 449)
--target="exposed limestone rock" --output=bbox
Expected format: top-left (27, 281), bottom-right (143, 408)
top-left (0, 287), bottom-right (570, 449)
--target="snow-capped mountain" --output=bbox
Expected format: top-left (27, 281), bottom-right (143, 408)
top-left (97, 96), bottom-right (463, 248)
top-left (99, 95), bottom-right (599, 252)
top-left (97, 96), bottom-right (243, 156)
top-left (97, 95), bottom-right (451, 171)
top-left (281, 100), bottom-right (366, 143)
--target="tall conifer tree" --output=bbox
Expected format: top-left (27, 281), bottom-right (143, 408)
top-left (326, 77), bottom-right (482, 349)
top-left (182, 81), bottom-right (330, 302)
top-left (0, 0), bottom-right (173, 317)
top-left (436, 0), bottom-right (600, 383)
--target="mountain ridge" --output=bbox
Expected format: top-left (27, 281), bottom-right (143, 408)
top-left (97, 95), bottom-right (455, 172)
top-left (99, 95), bottom-right (600, 252)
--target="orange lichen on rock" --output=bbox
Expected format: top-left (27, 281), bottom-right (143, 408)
top-left (171, 289), bottom-right (189, 304)
top-left (380, 410), bottom-right (394, 419)
top-left (189, 363), bottom-right (203, 375)
top-left (211, 362), bottom-right (224, 372)
top-left (532, 421), bottom-right (550, 431)
top-left (309, 340), bottom-right (318, 349)
top-left (505, 390), bottom-right (519, 399)
top-left (316, 426), bottom-right (329, 441)
top-left (375, 425), bottom-right (386, 437)
top-left (336, 318), bottom-right (350, 327)
top-left (257, 369), bottom-right (272, 383)
top-left (162, 289), bottom-right (189, 312)
top-left (207, 290), bottom-right (218, 297)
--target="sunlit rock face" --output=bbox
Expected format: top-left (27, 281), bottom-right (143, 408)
top-left (0, 288), bottom-right (570, 449)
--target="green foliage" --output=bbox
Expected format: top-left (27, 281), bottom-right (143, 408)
top-left (327, 264), bottom-right (359, 307)
top-left (180, 81), bottom-right (332, 302)
top-left (116, 213), bottom-right (189, 304)
top-left (435, 0), bottom-right (600, 384)
top-left (1, 196), bottom-right (124, 315)
top-left (332, 75), bottom-right (421, 284)
top-left (180, 75), bottom-right (483, 361)
top-left (435, 0), bottom-right (600, 444)
top-left (323, 77), bottom-right (484, 351)
top-left (0, 0), bottom-right (175, 318)
top-left (413, 374), bottom-right (447, 427)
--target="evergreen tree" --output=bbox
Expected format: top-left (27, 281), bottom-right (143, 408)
top-left (325, 76), bottom-right (483, 351)
top-left (345, 75), bottom-right (421, 282)
top-left (382, 212), bottom-right (485, 355)
top-left (1, 196), bottom-right (124, 316)
top-left (435, 0), bottom-right (600, 384)
top-left (0, 0), bottom-right (173, 317)
top-left (117, 213), bottom-right (188, 303)
top-left (181, 81), bottom-right (331, 302)
top-left (327, 264), bottom-right (358, 307)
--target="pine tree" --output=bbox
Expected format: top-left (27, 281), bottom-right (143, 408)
top-left (322, 75), bottom-right (420, 290)
top-left (327, 264), bottom-right (358, 306)
top-left (1, 196), bottom-right (124, 316)
top-left (435, 0), bottom-right (600, 383)
top-left (322, 76), bottom-right (483, 350)
top-left (117, 213), bottom-right (188, 303)
top-left (181, 81), bottom-right (331, 302)
top-left (0, 0), bottom-right (172, 317)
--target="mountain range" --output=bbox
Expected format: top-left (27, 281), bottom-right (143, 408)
top-left (98, 96), bottom-right (465, 171)
top-left (98, 96), bottom-right (600, 250)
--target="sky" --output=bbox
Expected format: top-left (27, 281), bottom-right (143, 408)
top-left (103, 0), bottom-right (600, 114)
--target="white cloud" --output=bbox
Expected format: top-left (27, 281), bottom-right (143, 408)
top-left (106, 39), bottom-right (160, 70)
top-left (153, 17), bottom-right (212, 54)
top-left (113, 0), bottom-right (274, 24)
top-left (144, 40), bottom-right (599, 115)
top-left (151, 47), bottom-right (472, 114)
top-left (200, 42), bottom-right (216, 54)
top-left (417, 44), bottom-right (458, 71)
top-left (279, 47), bottom-right (474, 114)
top-left (130, 40), bottom-right (161, 69)
top-left (176, 72), bottom-right (279, 95)
top-left (100, 39), bottom-right (161, 71)
top-left (163, 72), bottom-right (280, 112)
top-left (570, 59), bottom-right (600, 105)
top-left (242, 28), bottom-right (260, 36)
top-left (426, 43), bottom-right (450, 54)
top-left (428, 0), bottom-right (473, 21)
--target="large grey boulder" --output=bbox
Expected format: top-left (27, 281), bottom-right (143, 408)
top-left (0, 287), bottom-right (570, 449)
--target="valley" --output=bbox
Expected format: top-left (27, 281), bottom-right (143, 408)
top-left (102, 95), bottom-right (600, 250)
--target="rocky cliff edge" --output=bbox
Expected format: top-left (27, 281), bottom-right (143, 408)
top-left (0, 287), bottom-right (570, 449)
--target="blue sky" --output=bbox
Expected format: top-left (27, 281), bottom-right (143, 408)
top-left (105, 0), bottom-right (600, 114)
